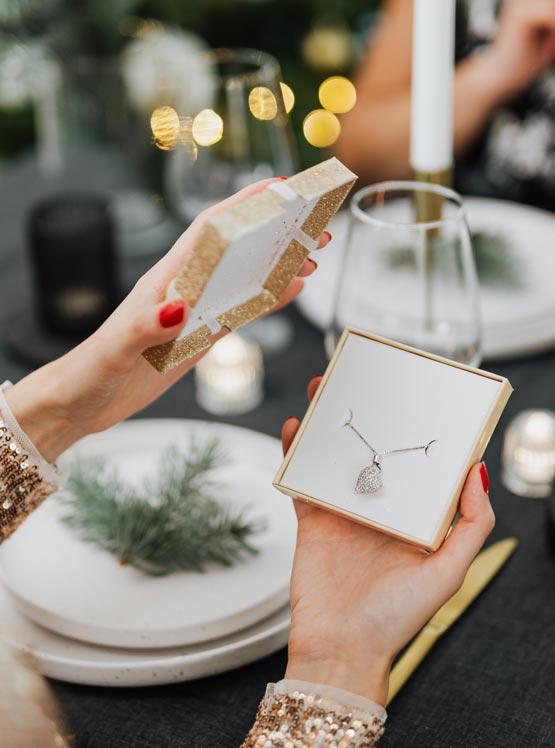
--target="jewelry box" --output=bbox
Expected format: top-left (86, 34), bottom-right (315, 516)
top-left (274, 328), bottom-right (513, 551)
top-left (144, 157), bottom-right (357, 374)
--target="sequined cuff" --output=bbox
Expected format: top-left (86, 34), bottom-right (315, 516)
top-left (0, 382), bottom-right (62, 542)
top-left (241, 687), bottom-right (385, 747)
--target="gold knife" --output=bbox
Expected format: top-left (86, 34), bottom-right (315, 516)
top-left (387, 537), bottom-right (518, 704)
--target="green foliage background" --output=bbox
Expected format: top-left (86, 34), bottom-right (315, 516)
top-left (0, 0), bottom-right (382, 163)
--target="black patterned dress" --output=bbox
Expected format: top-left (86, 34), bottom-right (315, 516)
top-left (455, 0), bottom-right (555, 211)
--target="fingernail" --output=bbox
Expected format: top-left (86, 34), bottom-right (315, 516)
top-left (286, 415), bottom-right (299, 423)
top-left (278, 176), bottom-right (288, 180)
top-left (323, 230), bottom-right (332, 241)
top-left (159, 300), bottom-right (185, 328)
top-left (308, 258), bottom-right (318, 270)
top-left (310, 374), bottom-right (323, 383)
top-left (480, 462), bottom-right (489, 493)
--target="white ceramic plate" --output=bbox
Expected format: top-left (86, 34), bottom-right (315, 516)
top-left (0, 581), bottom-right (290, 687)
top-left (297, 197), bottom-right (555, 360)
top-left (0, 420), bottom-right (296, 649)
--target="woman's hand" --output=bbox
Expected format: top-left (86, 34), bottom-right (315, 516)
top-left (482, 0), bottom-right (555, 102)
top-left (282, 376), bottom-right (494, 706)
top-left (6, 180), bottom-right (330, 462)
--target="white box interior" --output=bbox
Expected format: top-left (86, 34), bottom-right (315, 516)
top-left (172, 186), bottom-right (319, 339)
top-left (279, 332), bottom-right (503, 546)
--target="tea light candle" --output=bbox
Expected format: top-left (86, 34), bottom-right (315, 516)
top-left (502, 409), bottom-right (555, 497)
top-left (195, 333), bottom-right (264, 415)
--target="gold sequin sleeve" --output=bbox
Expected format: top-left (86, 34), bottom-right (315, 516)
top-left (241, 685), bottom-right (385, 748)
top-left (0, 382), bottom-right (61, 542)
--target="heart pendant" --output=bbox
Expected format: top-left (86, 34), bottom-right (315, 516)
top-left (354, 463), bottom-right (383, 494)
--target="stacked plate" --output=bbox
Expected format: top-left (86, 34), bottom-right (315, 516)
top-left (297, 197), bottom-right (555, 361)
top-left (0, 420), bottom-right (295, 686)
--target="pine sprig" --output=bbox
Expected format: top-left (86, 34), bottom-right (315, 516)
top-left (384, 230), bottom-right (524, 289)
top-left (61, 438), bottom-right (264, 576)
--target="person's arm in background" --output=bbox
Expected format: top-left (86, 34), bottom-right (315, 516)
top-left (336, 0), bottom-right (555, 184)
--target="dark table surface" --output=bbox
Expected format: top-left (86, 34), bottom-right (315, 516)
top-left (1, 158), bottom-right (555, 748)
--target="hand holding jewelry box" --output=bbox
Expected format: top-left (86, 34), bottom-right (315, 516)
top-left (275, 329), bottom-right (512, 551)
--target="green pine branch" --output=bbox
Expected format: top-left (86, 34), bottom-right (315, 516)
top-left (61, 438), bottom-right (264, 576)
top-left (384, 229), bottom-right (524, 289)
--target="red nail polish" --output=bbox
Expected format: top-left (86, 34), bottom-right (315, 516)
top-left (159, 300), bottom-right (185, 328)
top-left (278, 176), bottom-right (288, 180)
top-left (480, 462), bottom-right (489, 493)
top-left (323, 230), bottom-right (332, 240)
top-left (308, 258), bottom-right (318, 270)
top-left (286, 415), bottom-right (298, 422)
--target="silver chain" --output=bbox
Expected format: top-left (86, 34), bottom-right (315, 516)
top-left (343, 410), bottom-right (436, 460)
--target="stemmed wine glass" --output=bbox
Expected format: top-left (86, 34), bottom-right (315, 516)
top-left (164, 47), bottom-right (296, 224)
top-left (326, 181), bottom-right (482, 366)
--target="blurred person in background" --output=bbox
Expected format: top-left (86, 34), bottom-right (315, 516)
top-left (337, 0), bottom-right (555, 210)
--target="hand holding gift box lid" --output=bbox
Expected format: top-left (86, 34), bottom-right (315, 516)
top-left (144, 157), bottom-right (357, 374)
top-left (274, 329), bottom-right (512, 551)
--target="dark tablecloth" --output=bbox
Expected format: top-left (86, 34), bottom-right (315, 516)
top-left (1, 158), bottom-right (555, 748)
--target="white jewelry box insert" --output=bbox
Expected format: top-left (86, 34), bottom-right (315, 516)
top-left (274, 328), bottom-right (512, 551)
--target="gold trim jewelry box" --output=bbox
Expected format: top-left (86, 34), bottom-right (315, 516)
top-left (144, 157), bottom-right (357, 373)
top-left (274, 328), bottom-right (513, 551)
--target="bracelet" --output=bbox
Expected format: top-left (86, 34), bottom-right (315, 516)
top-left (0, 382), bottom-right (62, 542)
top-left (241, 687), bottom-right (384, 748)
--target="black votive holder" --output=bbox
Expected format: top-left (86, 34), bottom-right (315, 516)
top-left (28, 193), bottom-right (118, 337)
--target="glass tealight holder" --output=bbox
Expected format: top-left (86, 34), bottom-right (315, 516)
top-left (501, 409), bottom-right (555, 498)
top-left (195, 333), bottom-right (264, 416)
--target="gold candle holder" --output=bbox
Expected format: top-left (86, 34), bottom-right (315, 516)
top-left (412, 167), bottom-right (453, 330)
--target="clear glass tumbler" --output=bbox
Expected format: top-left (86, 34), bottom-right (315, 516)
top-left (326, 181), bottom-right (482, 366)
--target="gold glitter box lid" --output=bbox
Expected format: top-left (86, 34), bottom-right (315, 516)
top-left (143, 157), bottom-right (357, 373)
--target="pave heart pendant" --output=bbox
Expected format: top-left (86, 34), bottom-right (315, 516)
top-left (355, 463), bottom-right (383, 494)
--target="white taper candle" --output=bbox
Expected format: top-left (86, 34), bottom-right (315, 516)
top-left (411, 0), bottom-right (456, 174)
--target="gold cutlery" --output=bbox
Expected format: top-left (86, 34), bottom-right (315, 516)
top-left (387, 537), bottom-right (518, 704)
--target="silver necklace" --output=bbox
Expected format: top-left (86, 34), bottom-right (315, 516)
top-left (341, 409), bottom-right (436, 494)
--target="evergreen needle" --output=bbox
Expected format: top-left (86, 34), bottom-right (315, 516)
top-left (60, 437), bottom-right (265, 576)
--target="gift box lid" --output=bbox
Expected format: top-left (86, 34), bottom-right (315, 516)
top-left (144, 157), bottom-right (357, 373)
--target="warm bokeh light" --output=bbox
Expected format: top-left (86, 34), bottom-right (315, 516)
top-left (303, 109), bottom-right (341, 148)
top-left (319, 76), bottom-right (357, 114)
top-left (248, 86), bottom-right (278, 120)
top-left (279, 82), bottom-right (295, 114)
top-left (192, 109), bottom-right (224, 146)
top-left (301, 26), bottom-right (352, 71)
top-left (150, 105), bottom-right (180, 151)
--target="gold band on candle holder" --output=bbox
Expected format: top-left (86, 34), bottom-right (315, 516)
top-left (412, 167), bottom-right (452, 225)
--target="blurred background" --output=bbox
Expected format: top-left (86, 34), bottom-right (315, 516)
top-left (3, 0), bottom-right (555, 409)
top-left (0, 0), bottom-right (378, 167)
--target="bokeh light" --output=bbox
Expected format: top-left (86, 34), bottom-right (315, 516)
top-left (279, 82), bottom-right (295, 114)
top-left (248, 86), bottom-right (278, 121)
top-left (303, 109), bottom-right (341, 148)
top-left (319, 76), bottom-right (357, 114)
top-left (301, 26), bottom-right (352, 71)
top-left (192, 109), bottom-right (224, 146)
top-left (150, 105), bottom-right (180, 151)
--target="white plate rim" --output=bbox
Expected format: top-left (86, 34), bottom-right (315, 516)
top-left (0, 582), bottom-right (290, 686)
